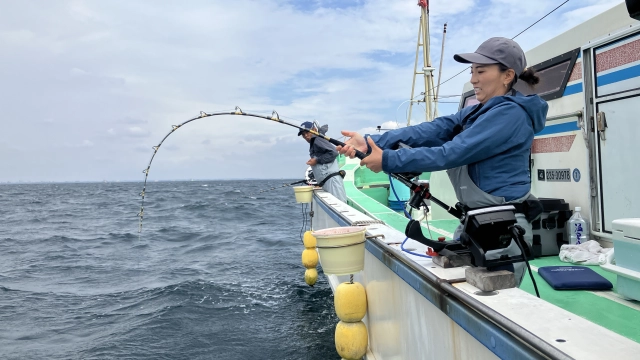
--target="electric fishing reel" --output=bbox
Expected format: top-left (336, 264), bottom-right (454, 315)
top-left (305, 167), bottom-right (318, 186)
top-left (391, 173), bottom-right (533, 268)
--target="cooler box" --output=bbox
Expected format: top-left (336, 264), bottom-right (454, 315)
top-left (531, 198), bottom-right (572, 257)
top-left (601, 218), bottom-right (640, 301)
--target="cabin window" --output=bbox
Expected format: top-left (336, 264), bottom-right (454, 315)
top-left (515, 60), bottom-right (572, 97)
top-left (458, 48), bottom-right (581, 110)
top-left (514, 48), bottom-right (580, 101)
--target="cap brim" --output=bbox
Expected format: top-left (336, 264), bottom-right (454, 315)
top-left (297, 129), bottom-right (304, 136)
top-left (453, 52), bottom-right (499, 65)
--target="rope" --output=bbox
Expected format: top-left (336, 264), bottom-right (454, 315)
top-left (309, 198), bottom-right (314, 231)
top-left (300, 203), bottom-right (308, 245)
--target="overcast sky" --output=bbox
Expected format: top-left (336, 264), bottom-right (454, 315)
top-left (0, 0), bottom-right (623, 182)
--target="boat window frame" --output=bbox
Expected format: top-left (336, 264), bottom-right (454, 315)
top-left (458, 47), bottom-right (581, 111)
top-left (516, 47), bottom-right (581, 101)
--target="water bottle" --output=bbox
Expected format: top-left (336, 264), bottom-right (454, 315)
top-left (567, 207), bottom-right (589, 245)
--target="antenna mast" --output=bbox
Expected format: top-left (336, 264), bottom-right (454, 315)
top-left (433, 23), bottom-right (447, 119)
top-left (407, 0), bottom-right (436, 125)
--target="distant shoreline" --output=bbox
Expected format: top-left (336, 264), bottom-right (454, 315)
top-left (0, 178), bottom-right (300, 185)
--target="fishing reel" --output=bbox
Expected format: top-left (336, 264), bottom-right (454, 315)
top-left (391, 173), bottom-right (532, 268)
top-left (459, 206), bottom-right (532, 267)
top-left (305, 167), bottom-right (318, 186)
top-left (392, 173), bottom-right (464, 218)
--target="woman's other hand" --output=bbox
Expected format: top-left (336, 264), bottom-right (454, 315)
top-left (336, 131), bottom-right (367, 159)
top-left (360, 137), bottom-right (383, 172)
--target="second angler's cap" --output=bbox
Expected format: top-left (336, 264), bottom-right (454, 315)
top-left (453, 37), bottom-right (526, 76)
top-left (297, 121), bottom-right (314, 136)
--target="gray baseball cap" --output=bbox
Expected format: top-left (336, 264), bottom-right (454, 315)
top-left (454, 37), bottom-right (526, 75)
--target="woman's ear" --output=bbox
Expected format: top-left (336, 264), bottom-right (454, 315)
top-left (504, 69), bottom-right (516, 86)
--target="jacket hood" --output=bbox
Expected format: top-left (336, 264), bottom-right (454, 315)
top-left (483, 91), bottom-right (548, 134)
top-left (499, 91), bottom-right (548, 134)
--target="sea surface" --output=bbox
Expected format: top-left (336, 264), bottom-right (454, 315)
top-left (0, 181), bottom-right (337, 360)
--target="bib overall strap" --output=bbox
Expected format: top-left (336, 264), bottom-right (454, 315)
top-left (317, 170), bottom-right (346, 187)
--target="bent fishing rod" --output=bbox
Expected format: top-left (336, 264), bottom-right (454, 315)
top-left (137, 106), bottom-right (459, 233)
top-left (137, 106), bottom-right (368, 233)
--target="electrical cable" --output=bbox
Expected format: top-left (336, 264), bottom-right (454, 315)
top-left (389, 175), bottom-right (432, 258)
top-left (511, 0), bottom-right (570, 40)
top-left (512, 226), bottom-right (541, 298)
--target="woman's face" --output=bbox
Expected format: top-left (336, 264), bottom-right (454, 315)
top-left (469, 64), bottom-right (514, 104)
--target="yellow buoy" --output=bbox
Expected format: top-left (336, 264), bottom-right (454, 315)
top-left (334, 282), bottom-right (367, 322)
top-left (301, 249), bottom-right (319, 268)
top-left (303, 231), bottom-right (317, 248)
top-left (335, 320), bottom-right (368, 360)
top-left (304, 268), bottom-right (318, 286)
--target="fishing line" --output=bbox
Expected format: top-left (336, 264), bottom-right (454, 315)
top-left (226, 181), bottom-right (307, 202)
top-left (137, 106), bottom-right (365, 235)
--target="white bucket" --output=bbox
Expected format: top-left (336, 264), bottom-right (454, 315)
top-left (312, 227), bottom-right (366, 275)
top-left (293, 186), bottom-right (313, 203)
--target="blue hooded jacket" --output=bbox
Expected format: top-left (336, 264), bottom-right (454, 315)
top-left (370, 91), bottom-right (548, 201)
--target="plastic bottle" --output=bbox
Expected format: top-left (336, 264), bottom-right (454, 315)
top-left (567, 207), bottom-right (589, 245)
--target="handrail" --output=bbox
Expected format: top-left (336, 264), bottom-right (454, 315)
top-left (546, 110), bottom-right (583, 122)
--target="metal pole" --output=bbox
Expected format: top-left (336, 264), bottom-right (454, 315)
top-left (433, 23), bottom-right (447, 119)
top-left (422, 6), bottom-right (432, 122)
top-left (407, 14), bottom-right (423, 127)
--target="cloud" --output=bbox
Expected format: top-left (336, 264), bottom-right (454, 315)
top-left (118, 116), bottom-right (147, 125)
top-left (63, 140), bottom-right (94, 148)
top-left (125, 126), bottom-right (150, 138)
top-left (0, 0), bottom-right (627, 181)
top-left (0, 29), bottom-right (35, 44)
top-left (70, 67), bottom-right (88, 76)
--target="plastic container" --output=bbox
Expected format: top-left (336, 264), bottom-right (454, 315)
top-left (601, 219), bottom-right (640, 301)
top-left (610, 219), bottom-right (640, 272)
top-left (388, 177), bottom-right (411, 211)
top-left (567, 207), bottom-right (589, 245)
top-left (312, 227), bottom-right (367, 275)
top-left (293, 186), bottom-right (313, 203)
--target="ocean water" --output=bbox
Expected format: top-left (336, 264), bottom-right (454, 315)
top-left (0, 181), bottom-right (337, 360)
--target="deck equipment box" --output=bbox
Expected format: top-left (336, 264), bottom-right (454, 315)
top-left (531, 198), bottom-right (572, 257)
